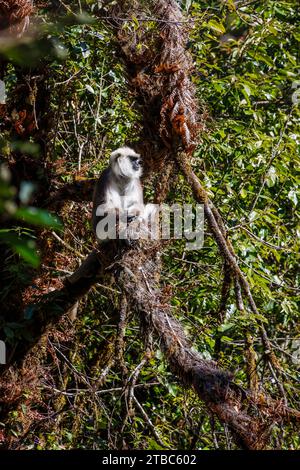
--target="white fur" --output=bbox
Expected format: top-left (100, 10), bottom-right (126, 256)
top-left (94, 147), bottom-right (149, 241)
top-left (103, 177), bottom-right (144, 216)
top-left (108, 147), bottom-right (143, 216)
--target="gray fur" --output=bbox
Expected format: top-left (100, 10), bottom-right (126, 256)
top-left (92, 147), bottom-right (144, 240)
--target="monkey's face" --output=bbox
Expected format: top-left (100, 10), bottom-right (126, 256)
top-left (129, 154), bottom-right (141, 172)
top-left (111, 147), bottom-right (142, 179)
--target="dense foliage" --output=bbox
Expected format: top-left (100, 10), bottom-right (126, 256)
top-left (0, 0), bottom-right (299, 450)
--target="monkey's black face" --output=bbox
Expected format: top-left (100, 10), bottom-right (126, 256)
top-left (129, 155), bottom-right (141, 172)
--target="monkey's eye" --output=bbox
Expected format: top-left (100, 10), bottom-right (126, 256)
top-left (130, 156), bottom-right (139, 163)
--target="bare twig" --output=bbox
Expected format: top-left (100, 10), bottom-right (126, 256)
top-left (132, 396), bottom-right (167, 448)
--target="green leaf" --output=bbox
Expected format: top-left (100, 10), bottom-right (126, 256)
top-left (10, 141), bottom-right (40, 155)
top-left (207, 20), bottom-right (225, 35)
top-left (85, 84), bottom-right (94, 94)
top-left (221, 336), bottom-right (233, 343)
top-left (218, 322), bottom-right (234, 333)
top-left (4, 326), bottom-right (14, 339)
top-left (14, 207), bottom-right (62, 230)
top-left (288, 189), bottom-right (298, 206)
top-left (249, 51), bottom-right (274, 67)
top-left (0, 232), bottom-right (40, 267)
top-left (242, 84), bottom-right (252, 97)
top-left (240, 187), bottom-right (247, 198)
top-left (166, 382), bottom-right (178, 397)
top-left (131, 15), bottom-right (140, 29)
top-left (266, 166), bottom-right (277, 187)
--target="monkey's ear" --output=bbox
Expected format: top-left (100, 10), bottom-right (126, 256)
top-left (110, 151), bottom-right (121, 163)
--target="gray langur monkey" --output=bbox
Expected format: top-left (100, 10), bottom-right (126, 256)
top-left (92, 146), bottom-right (148, 242)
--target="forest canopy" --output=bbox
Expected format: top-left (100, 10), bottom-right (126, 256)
top-left (0, 0), bottom-right (299, 451)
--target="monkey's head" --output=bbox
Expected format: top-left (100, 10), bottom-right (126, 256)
top-left (110, 147), bottom-right (142, 179)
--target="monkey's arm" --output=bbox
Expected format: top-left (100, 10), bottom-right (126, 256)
top-left (125, 180), bottom-right (144, 219)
